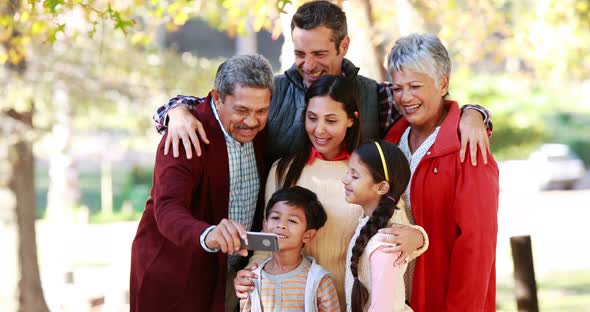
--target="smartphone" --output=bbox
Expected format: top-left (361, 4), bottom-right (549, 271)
top-left (240, 232), bottom-right (279, 252)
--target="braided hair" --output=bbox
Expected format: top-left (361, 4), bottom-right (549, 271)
top-left (349, 141), bottom-right (410, 312)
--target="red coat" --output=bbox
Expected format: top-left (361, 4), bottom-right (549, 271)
top-left (385, 101), bottom-right (499, 311)
top-left (130, 93), bottom-right (266, 312)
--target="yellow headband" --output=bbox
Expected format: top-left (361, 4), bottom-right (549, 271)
top-left (374, 142), bottom-right (389, 183)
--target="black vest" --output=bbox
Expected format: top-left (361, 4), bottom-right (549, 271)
top-left (266, 59), bottom-right (380, 165)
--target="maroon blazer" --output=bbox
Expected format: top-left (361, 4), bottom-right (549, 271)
top-left (130, 93), bottom-right (266, 312)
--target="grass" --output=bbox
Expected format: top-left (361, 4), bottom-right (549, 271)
top-left (497, 270), bottom-right (590, 311)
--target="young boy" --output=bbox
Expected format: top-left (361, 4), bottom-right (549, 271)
top-left (239, 186), bottom-right (340, 312)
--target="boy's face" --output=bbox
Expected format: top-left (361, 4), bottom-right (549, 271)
top-left (263, 201), bottom-right (317, 251)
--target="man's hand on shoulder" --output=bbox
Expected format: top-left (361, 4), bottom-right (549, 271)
top-left (459, 109), bottom-right (490, 166)
top-left (165, 105), bottom-right (210, 159)
top-left (378, 223), bottom-right (425, 266)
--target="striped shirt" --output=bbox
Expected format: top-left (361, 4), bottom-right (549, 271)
top-left (210, 99), bottom-right (260, 269)
top-left (240, 257), bottom-right (340, 312)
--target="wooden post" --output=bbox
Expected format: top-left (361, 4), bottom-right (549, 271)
top-left (510, 235), bottom-right (539, 312)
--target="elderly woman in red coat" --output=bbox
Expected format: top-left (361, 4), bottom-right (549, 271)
top-left (384, 34), bottom-right (499, 311)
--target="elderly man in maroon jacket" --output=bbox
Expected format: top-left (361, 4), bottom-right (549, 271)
top-left (130, 54), bottom-right (274, 312)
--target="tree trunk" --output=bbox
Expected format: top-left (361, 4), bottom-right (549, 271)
top-left (395, 0), bottom-right (426, 36)
top-left (5, 110), bottom-right (50, 312)
top-left (0, 180), bottom-right (18, 312)
top-left (235, 17), bottom-right (258, 55)
top-left (278, 2), bottom-right (296, 72)
top-left (2, 1), bottom-right (50, 310)
top-left (362, 0), bottom-right (387, 80)
top-left (342, 0), bottom-right (385, 82)
top-left (45, 86), bottom-right (80, 222)
top-left (101, 159), bottom-right (113, 215)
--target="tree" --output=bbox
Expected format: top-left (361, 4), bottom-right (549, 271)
top-left (1, 1), bottom-right (278, 309)
top-left (343, 0), bottom-right (386, 81)
top-left (1, 1), bottom-right (50, 310)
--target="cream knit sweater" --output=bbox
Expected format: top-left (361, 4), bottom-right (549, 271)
top-left (249, 159), bottom-right (363, 310)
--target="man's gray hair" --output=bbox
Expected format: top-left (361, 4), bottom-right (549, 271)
top-left (214, 54), bottom-right (274, 101)
top-left (387, 33), bottom-right (451, 88)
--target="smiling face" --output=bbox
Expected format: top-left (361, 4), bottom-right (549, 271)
top-left (391, 68), bottom-right (449, 132)
top-left (293, 26), bottom-right (349, 88)
top-left (213, 85), bottom-right (271, 143)
top-left (341, 152), bottom-right (386, 212)
top-left (263, 201), bottom-right (316, 251)
top-left (305, 95), bottom-right (355, 160)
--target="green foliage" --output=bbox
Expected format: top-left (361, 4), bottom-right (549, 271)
top-left (46, 23), bottom-right (65, 44)
top-left (571, 141), bottom-right (590, 167)
top-left (43, 0), bottom-right (65, 14)
top-left (1, 1), bottom-right (137, 66)
top-left (546, 112), bottom-right (590, 166)
top-left (451, 71), bottom-right (590, 160)
top-left (372, 0), bottom-right (590, 82)
top-left (2, 0), bottom-right (288, 66)
top-left (276, 0), bottom-right (292, 13)
top-left (489, 112), bottom-right (546, 160)
top-left (107, 4), bottom-right (135, 34)
top-left (119, 166), bottom-right (153, 214)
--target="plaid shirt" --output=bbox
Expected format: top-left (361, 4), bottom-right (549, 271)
top-left (208, 99), bottom-right (260, 270)
top-left (208, 99), bottom-right (259, 232)
top-left (154, 84), bottom-right (492, 137)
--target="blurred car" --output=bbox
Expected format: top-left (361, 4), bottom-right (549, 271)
top-left (528, 143), bottom-right (586, 190)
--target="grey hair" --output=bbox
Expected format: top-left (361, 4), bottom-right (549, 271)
top-left (387, 33), bottom-right (451, 88)
top-left (214, 54), bottom-right (274, 102)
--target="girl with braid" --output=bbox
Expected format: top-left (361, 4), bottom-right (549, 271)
top-left (342, 141), bottom-right (429, 312)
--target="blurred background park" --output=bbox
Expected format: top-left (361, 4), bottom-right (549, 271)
top-left (1, 0), bottom-right (589, 311)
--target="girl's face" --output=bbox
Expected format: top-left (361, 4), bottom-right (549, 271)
top-left (342, 152), bottom-right (383, 211)
top-left (305, 95), bottom-right (354, 160)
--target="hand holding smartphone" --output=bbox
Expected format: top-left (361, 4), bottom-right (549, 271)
top-left (240, 232), bottom-right (279, 252)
